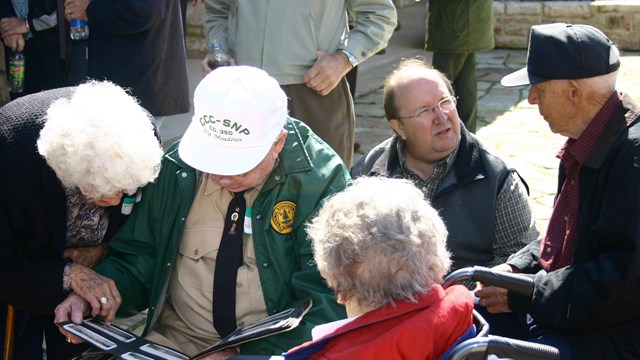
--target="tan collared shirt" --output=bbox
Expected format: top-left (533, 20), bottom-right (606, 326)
top-left (149, 175), bottom-right (268, 355)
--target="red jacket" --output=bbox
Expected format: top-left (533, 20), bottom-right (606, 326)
top-left (285, 285), bottom-right (474, 360)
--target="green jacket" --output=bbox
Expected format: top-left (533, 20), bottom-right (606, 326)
top-left (426, 0), bottom-right (494, 53)
top-left (96, 118), bottom-right (350, 355)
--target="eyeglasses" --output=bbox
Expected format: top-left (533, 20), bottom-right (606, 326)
top-left (397, 96), bottom-right (457, 120)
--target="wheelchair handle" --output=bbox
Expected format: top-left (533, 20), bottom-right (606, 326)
top-left (443, 266), bottom-right (535, 297)
top-left (448, 335), bottom-right (560, 360)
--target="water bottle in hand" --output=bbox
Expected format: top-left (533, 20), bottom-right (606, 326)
top-left (70, 19), bottom-right (89, 40)
top-left (8, 51), bottom-right (25, 94)
top-left (207, 39), bottom-right (233, 71)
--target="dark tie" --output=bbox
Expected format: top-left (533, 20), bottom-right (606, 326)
top-left (212, 191), bottom-right (246, 337)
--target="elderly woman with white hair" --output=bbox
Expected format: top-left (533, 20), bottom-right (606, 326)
top-left (0, 81), bottom-right (163, 360)
top-left (284, 176), bottom-right (476, 360)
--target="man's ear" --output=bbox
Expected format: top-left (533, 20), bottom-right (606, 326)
top-left (568, 80), bottom-right (581, 101)
top-left (272, 130), bottom-right (288, 157)
top-left (389, 119), bottom-right (406, 140)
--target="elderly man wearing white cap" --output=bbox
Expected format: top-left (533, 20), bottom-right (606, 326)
top-left (474, 23), bottom-right (640, 359)
top-left (54, 66), bottom-right (351, 358)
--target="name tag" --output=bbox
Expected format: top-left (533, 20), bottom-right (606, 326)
top-left (121, 197), bottom-right (135, 215)
top-left (244, 208), bottom-right (252, 235)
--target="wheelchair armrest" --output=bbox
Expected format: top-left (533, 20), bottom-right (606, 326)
top-left (444, 266), bottom-right (535, 297)
top-left (448, 335), bottom-right (560, 360)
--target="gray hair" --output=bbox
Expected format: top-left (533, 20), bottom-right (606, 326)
top-left (307, 177), bottom-right (451, 309)
top-left (37, 80), bottom-right (163, 198)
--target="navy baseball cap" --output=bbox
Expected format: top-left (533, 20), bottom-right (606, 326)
top-left (501, 23), bottom-right (620, 87)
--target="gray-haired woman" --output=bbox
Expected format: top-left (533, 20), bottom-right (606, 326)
top-left (285, 177), bottom-right (475, 360)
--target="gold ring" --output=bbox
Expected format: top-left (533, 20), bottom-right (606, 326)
top-left (100, 296), bottom-right (108, 304)
top-left (66, 337), bottom-right (72, 343)
top-left (66, 9), bottom-right (72, 15)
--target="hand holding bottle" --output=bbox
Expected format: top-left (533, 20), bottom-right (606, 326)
top-left (201, 39), bottom-right (236, 75)
top-left (64, 0), bottom-right (90, 39)
top-left (63, 0), bottom-right (90, 22)
top-left (2, 33), bottom-right (25, 52)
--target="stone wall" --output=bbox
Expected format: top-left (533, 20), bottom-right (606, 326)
top-left (493, 1), bottom-right (640, 50)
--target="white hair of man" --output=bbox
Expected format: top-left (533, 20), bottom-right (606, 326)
top-left (37, 80), bottom-right (163, 198)
top-left (307, 176), bottom-right (451, 310)
top-left (578, 70), bottom-right (618, 98)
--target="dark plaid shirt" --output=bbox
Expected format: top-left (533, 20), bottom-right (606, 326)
top-left (540, 92), bottom-right (621, 271)
top-left (397, 139), bottom-right (537, 267)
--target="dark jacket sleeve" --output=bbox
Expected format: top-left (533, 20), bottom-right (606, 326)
top-left (506, 237), bottom-right (542, 274)
top-left (0, 90), bottom-right (76, 314)
top-left (349, 153), bottom-right (369, 178)
top-left (0, 158), bottom-right (68, 314)
top-left (349, 138), bottom-right (392, 179)
top-left (508, 123), bottom-right (640, 329)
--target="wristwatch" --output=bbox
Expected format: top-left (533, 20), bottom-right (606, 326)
top-left (339, 49), bottom-right (358, 67)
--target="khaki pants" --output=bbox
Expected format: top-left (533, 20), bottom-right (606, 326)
top-left (281, 77), bottom-right (355, 168)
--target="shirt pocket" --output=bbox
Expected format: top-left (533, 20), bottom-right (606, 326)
top-left (175, 226), bottom-right (222, 290)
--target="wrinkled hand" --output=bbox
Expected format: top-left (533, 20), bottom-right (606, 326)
top-left (63, 0), bottom-right (90, 22)
top-left (64, 245), bottom-right (106, 268)
top-left (70, 263), bottom-right (122, 322)
top-left (54, 292), bottom-right (90, 344)
top-left (474, 263), bottom-right (518, 314)
top-left (0, 17), bottom-right (28, 38)
top-left (303, 51), bottom-right (353, 96)
top-left (198, 347), bottom-right (240, 360)
top-left (474, 285), bottom-right (511, 313)
top-left (2, 33), bottom-right (24, 52)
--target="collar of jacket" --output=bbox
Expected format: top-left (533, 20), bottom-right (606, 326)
top-left (584, 92), bottom-right (640, 169)
top-left (369, 125), bottom-right (489, 196)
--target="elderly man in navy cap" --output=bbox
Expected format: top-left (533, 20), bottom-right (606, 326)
top-left (54, 66), bottom-right (350, 358)
top-left (474, 23), bottom-right (640, 359)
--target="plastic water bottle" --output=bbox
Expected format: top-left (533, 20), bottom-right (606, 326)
top-left (206, 39), bottom-right (233, 70)
top-left (8, 51), bottom-right (25, 94)
top-left (70, 19), bottom-right (89, 40)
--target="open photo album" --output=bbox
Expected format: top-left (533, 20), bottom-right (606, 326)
top-left (59, 299), bottom-right (312, 360)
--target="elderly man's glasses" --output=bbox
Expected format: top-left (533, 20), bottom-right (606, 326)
top-left (397, 96), bottom-right (457, 120)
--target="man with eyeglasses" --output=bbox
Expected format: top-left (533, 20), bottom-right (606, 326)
top-left (351, 58), bottom-right (539, 273)
top-left (55, 66), bottom-right (350, 358)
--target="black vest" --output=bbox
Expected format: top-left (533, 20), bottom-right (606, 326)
top-left (351, 127), bottom-right (526, 271)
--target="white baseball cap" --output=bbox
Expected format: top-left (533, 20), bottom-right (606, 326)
top-left (179, 66), bottom-right (288, 175)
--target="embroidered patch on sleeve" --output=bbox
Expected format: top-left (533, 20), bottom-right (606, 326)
top-left (271, 201), bottom-right (296, 234)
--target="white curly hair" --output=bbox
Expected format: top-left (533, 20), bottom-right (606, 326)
top-left (37, 80), bottom-right (163, 198)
